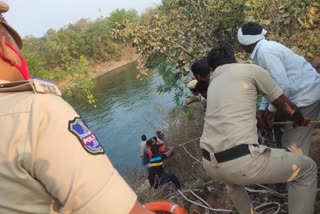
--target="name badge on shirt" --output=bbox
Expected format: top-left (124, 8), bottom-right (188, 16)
top-left (68, 117), bottom-right (105, 155)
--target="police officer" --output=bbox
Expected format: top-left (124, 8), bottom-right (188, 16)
top-left (0, 2), bottom-right (154, 214)
top-left (201, 43), bottom-right (317, 214)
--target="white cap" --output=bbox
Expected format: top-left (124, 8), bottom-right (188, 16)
top-left (187, 80), bottom-right (198, 90)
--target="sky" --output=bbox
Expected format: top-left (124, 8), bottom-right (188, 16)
top-left (3, 0), bottom-right (162, 38)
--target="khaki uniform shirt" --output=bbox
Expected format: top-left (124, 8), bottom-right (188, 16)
top-left (0, 80), bottom-right (136, 214)
top-left (200, 64), bottom-right (283, 153)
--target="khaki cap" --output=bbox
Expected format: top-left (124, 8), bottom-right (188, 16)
top-left (0, 1), bottom-right (23, 49)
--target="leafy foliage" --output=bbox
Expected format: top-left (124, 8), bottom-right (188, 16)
top-left (112, 0), bottom-right (320, 85)
top-left (21, 1), bottom-right (320, 104)
top-left (244, 0), bottom-right (320, 55)
top-left (112, 0), bottom-right (245, 76)
top-left (22, 9), bottom-right (139, 102)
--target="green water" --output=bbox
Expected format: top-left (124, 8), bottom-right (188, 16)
top-left (67, 62), bottom-right (175, 175)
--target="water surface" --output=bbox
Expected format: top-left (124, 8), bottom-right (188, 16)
top-left (67, 62), bottom-right (175, 175)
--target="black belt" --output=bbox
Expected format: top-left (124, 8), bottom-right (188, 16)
top-left (202, 144), bottom-right (257, 163)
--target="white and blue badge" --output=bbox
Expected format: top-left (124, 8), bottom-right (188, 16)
top-left (68, 117), bottom-right (104, 155)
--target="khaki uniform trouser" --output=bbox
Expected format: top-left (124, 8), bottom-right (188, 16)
top-left (202, 144), bottom-right (317, 214)
top-left (276, 99), bottom-right (320, 156)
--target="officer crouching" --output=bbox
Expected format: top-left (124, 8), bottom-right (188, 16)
top-left (200, 43), bottom-right (317, 214)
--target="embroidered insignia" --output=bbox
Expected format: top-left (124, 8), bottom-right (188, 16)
top-left (32, 78), bottom-right (62, 96)
top-left (68, 117), bottom-right (104, 155)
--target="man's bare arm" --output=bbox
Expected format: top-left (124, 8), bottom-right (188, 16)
top-left (271, 94), bottom-right (309, 126)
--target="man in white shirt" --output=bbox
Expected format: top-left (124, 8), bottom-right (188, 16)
top-left (140, 134), bottom-right (147, 157)
top-left (237, 21), bottom-right (320, 155)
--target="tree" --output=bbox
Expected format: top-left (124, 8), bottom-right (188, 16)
top-left (112, 0), bottom-right (320, 78)
top-left (108, 9), bottom-right (139, 28)
top-left (68, 18), bottom-right (91, 33)
top-left (112, 0), bottom-right (246, 78)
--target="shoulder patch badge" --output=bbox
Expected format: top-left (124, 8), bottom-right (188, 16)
top-left (32, 78), bottom-right (62, 96)
top-left (68, 117), bottom-right (105, 155)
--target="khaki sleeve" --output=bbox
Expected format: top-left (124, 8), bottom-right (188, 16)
top-left (29, 95), bottom-right (137, 213)
top-left (249, 65), bottom-right (283, 103)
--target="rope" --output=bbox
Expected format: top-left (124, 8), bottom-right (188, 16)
top-left (181, 145), bottom-right (202, 163)
top-left (173, 135), bottom-right (319, 213)
top-left (174, 120), bottom-right (320, 147)
top-left (245, 187), bottom-right (287, 200)
top-left (174, 137), bottom-right (202, 164)
top-left (173, 120), bottom-right (320, 145)
top-left (189, 189), bottom-right (212, 208)
top-left (255, 202), bottom-right (281, 214)
top-left (177, 188), bottom-right (283, 214)
top-left (255, 184), bottom-right (287, 199)
top-left (246, 185), bottom-right (288, 200)
top-left (177, 189), bottom-right (233, 213)
top-left (175, 136), bottom-right (201, 147)
top-left (175, 149), bottom-right (288, 213)
top-left (273, 120), bottom-right (320, 125)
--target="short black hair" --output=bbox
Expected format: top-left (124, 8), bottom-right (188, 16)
top-left (191, 58), bottom-right (211, 78)
top-left (146, 138), bottom-right (154, 147)
top-left (240, 22), bottom-right (263, 35)
top-left (141, 134), bottom-right (147, 141)
top-left (207, 43), bottom-right (236, 70)
top-left (153, 136), bottom-right (158, 141)
top-left (151, 144), bottom-right (160, 155)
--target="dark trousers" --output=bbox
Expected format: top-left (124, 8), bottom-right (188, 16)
top-left (158, 173), bottom-right (181, 189)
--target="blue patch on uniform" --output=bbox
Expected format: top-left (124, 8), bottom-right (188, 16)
top-left (68, 117), bottom-right (104, 155)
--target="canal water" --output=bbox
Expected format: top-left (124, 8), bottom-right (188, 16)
top-left (67, 62), bottom-right (176, 175)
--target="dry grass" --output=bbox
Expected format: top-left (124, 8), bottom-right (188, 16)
top-left (163, 104), bottom-right (205, 183)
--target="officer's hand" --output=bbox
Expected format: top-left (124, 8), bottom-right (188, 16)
top-left (290, 109), bottom-right (310, 127)
top-left (256, 110), bottom-right (267, 127)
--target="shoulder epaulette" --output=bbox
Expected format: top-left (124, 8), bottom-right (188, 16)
top-left (0, 79), bottom-right (62, 96)
top-left (32, 79), bottom-right (62, 96)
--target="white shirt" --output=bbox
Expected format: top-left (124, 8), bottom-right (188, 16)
top-left (251, 39), bottom-right (320, 111)
top-left (140, 140), bottom-right (147, 157)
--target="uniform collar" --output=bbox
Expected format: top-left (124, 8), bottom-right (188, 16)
top-left (210, 63), bottom-right (235, 83)
top-left (0, 79), bottom-right (31, 87)
top-left (0, 79), bottom-right (61, 96)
